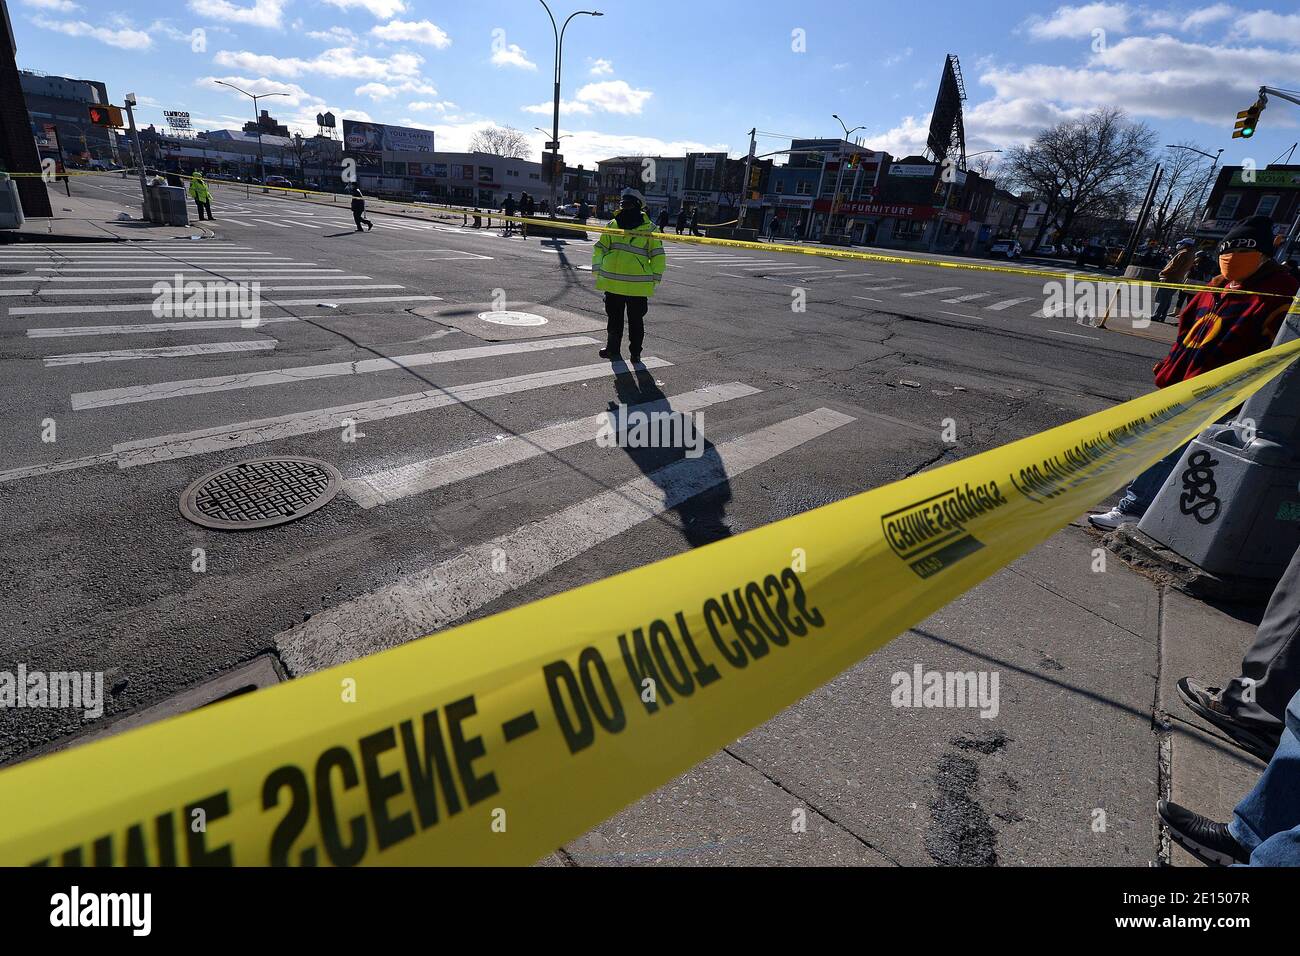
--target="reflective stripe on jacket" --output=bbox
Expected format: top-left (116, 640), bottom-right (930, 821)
top-left (592, 212), bottom-right (666, 297)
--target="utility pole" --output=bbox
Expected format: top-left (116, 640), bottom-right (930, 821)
top-left (123, 92), bottom-right (147, 200)
top-left (737, 127), bottom-right (756, 230)
top-left (1118, 163), bottom-right (1163, 272)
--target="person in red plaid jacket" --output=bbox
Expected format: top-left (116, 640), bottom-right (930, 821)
top-left (1091, 215), bottom-right (1299, 530)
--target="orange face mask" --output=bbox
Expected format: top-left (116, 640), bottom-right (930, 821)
top-left (1219, 251), bottom-right (1264, 282)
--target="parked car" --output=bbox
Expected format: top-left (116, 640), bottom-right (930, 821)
top-left (413, 190), bottom-right (433, 202)
top-left (1036, 244), bottom-right (1057, 256)
top-left (264, 175), bottom-right (294, 188)
top-left (1076, 243), bottom-right (1121, 270)
top-left (555, 202), bottom-right (580, 217)
top-left (988, 239), bottom-right (1022, 259)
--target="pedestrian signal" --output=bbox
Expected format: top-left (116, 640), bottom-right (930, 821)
top-left (88, 105), bottom-right (124, 128)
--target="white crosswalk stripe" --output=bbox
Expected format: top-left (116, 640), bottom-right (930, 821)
top-left (941, 293), bottom-right (991, 303)
top-left (44, 340), bottom-right (276, 367)
top-left (984, 297), bottom-right (1034, 311)
top-left (70, 337), bottom-right (601, 410)
top-left (899, 286), bottom-right (962, 297)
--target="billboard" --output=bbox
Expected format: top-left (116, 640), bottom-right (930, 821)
top-left (164, 110), bottom-right (192, 130)
top-left (342, 119), bottom-right (433, 154)
top-left (926, 54), bottom-right (967, 166)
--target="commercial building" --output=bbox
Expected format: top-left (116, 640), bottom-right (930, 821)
top-left (1196, 164), bottom-right (1300, 252)
top-left (1, 1), bottom-right (51, 216)
top-left (19, 69), bottom-right (119, 166)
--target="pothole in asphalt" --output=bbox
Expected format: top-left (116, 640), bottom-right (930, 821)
top-left (477, 310), bottom-right (548, 327)
top-left (180, 457), bottom-right (341, 530)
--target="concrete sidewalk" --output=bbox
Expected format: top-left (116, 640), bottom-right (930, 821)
top-left (4, 186), bottom-right (208, 242)
top-left (545, 521), bottom-right (1265, 866)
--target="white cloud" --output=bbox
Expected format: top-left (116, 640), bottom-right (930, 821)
top-left (1025, 3), bottom-right (1130, 39)
top-left (32, 15), bottom-right (152, 49)
top-left (574, 80), bottom-right (652, 114)
top-left (371, 18), bottom-right (451, 48)
top-left (408, 100), bottom-right (457, 112)
top-left (491, 42), bottom-right (537, 70)
top-left (214, 46), bottom-right (424, 80)
top-left (1235, 10), bottom-right (1300, 43)
top-left (1180, 4), bottom-right (1237, 31)
top-left (306, 26), bottom-right (358, 44)
top-left (322, 0), bottom-right (406, 18)
top-left (589, 57), bottom-right (614, 75)
top-left (354, 79), bottom-right (437, 100)
top-left (882, 46), bottom-right (913, 66)
top-left (521, 98), bottom-right (592, 116)
top-left (20, 0), bottom-right (80, 12)
top-left (187, 0), bottom-right (287, 29)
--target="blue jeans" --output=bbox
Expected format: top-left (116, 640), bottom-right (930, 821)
top-left (1116, 442), bottom-right (1190, 517)
top-left (1230, 688), bottom-right (1300, 865)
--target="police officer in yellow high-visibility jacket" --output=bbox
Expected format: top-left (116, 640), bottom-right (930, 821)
top-left (592, 187), bottom-right (665, 363)
top-left (187, 171), bottom-right (213, 221)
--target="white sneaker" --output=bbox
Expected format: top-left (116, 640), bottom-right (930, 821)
top-left (1087, 508), bottom-right (1134, 531)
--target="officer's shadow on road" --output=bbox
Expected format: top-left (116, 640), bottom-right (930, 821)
top-left (608, 367), bottom-right (732, 549)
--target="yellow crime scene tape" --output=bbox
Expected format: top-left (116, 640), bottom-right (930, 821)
top-left (2, 338), bottom-right (1299, 866)
top-left (10, 167), bottom-right (1287, 302)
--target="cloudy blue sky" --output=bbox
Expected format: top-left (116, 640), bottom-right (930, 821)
top-left (10, 0), bottom-right (1300, 169)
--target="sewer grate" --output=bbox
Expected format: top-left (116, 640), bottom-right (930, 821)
top-left (180, 457), bottom-right (340, 530)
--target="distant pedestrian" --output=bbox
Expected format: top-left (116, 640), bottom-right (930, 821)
top-left (350, 184), bottom-right (373, 232)
top-left (577, 200), bottom-right (590, 223)
top-left (502, 193), bottom-right (518, 236)
top-left (675, 207), bottom-right (687, 234)
top-left (689, 207), bottom-right (702, 237)
top-left (1151, 238), bottom-right (1195, 323)
top-left (766, 214), bottom-right (780, 242)
top-left (187, 171), bottom-right (213, 221)
top-left (520, 192), bottom-right (534, 237)
top-left (592, 187), bottom-right (665, 364)
top-left (656, 207), bottom-right (669, 233)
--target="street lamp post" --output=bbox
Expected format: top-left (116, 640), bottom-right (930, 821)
top-left (214, 80), bottom-right (289, 192)
top-left (928, 148), bottom-right (1000, 253)
top-left (1165, 143), bottom-right (1224, 237)
top-left (538, 3), bottom-right (602, 218)
top-left (829, 114), bottom-right (865, 238)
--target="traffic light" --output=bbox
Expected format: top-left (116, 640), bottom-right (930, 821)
top-left (1233, 98), bottom-right (1265, 139)
top-left (88, 104), bottom-right (124, 128)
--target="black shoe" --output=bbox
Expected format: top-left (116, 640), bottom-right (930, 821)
top-left (598, 347), bottom-right (620, 360)
top-left (629, 352), bottom-right (641, 364)
top-left (366, 221), bottom-right (373, 231)
top-left (1157, 800), bottom-right (1250, 866)
top-left (1177, 677), bottom-right (1281, 761)
top-left (356, 228), bottom-right (364, 233)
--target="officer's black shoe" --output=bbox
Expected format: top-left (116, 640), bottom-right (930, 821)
top-left (366, 221), bottom-right (373, 231)
top-left (629, 352), bottom-right (641, 364)
top-left (1157, 800), bottom-right (1251, 867)
top-left (598, 347), bottom-right (620, 360)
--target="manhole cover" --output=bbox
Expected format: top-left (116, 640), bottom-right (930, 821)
top-left (180, 457), bottom-right (341, 530)
top-left (478, 310), bottom-right (547, 327)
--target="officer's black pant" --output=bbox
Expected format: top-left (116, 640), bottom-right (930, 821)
top-left (352, 207), bottom-right (371, 230)
top-left (195, 199), bottom-right (212, 220)
top-left (604, 292), bottom-right (647, 356)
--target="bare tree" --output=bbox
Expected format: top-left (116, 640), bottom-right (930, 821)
top-left (468, 125), bottom-right (531, 159)
top-left (969, 153), bottom-right (1000, 181)
top-left (1003, 107), bottom-right (1157, 249)
top-left (1146, 142), bottom-right (1208, 245)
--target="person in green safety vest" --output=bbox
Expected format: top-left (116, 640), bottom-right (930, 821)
top-left (592, 187), bottom-right (666, 364)
top-left (187, 171), bottom-right (213, 221)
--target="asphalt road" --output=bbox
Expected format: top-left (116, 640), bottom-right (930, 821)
top-left (0, 177), bottom-right (1171, 864)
